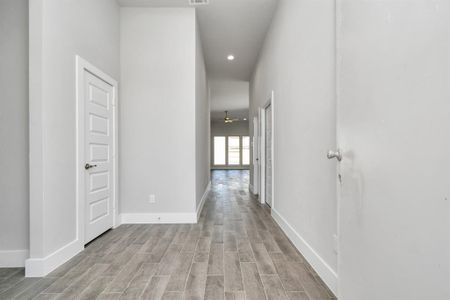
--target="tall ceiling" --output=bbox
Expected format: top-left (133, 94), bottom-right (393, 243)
top-left (209, 79), bottom-right (249, 120)
top-left (118, 0), bottom-right (278, 120)
top-left (118, 0), bottom-right (278, 81)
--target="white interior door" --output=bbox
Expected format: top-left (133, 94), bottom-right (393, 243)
top-left (337, 2), bottom-right (450, 299)
top-left (252, 117), bottom-right (259, 195)
top-left (265, 104), bottom-right (272, 207)
top-left (84, 70), bottom-right (114, 244)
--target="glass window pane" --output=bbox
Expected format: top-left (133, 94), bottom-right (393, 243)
top-left (242, 136), bottom-right (250, 165)
top-left (228, 136), bottom-right (240, 165)
top-left (214, 136), bottom-right (226, 165)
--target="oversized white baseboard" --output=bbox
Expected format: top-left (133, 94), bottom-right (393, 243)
top-left (196, 181), bottom-right (211, 221)
top-left (120, 213), bottom-right (197, 224)
top-left (121, 182), bottom-right (212, 225)
top-left (271, 208), bottom-right (338, 295)
top-left (25, 239), bottom-right (83, 277)
top-left (0, 249), bottom-right (29, 267)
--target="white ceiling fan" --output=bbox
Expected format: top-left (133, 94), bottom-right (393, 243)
top-left (224, 111), bottom-right (239, 124)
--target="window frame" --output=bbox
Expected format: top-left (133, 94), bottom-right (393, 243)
top-left (227, 136), bottom-right (241, 166)
top-left (212, 135), bottom-right (250, 167)
top-left (242, 136), bottom-right (250, 166)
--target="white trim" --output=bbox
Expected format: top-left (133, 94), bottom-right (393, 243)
top-left (76, 55), bottom-right (120, 247)
top-left (0, 250), bottom-right (29, 267)
top-left (271, 208), bottom-right (338, 295)
top-left (196, 181), bottom-right (211, 220)
top-left (259, 91), bottom-right (275, 207)
top-left (252, 116), bottom-right (260, 195)
top-left (25, 240), bottom-right (83, 277)
top-left (120, 213), bottom-right (197, 224)
top-left (249, 183), bottom-right (254, 194)
top-left (259, 108), bottom-right (265, 204)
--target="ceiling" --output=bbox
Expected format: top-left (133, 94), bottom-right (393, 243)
top-left (118, 0), bottom-right (278, 81)
top-left (118, 0), bottom-right (278, 120)
top-left (209, 79), bottom-right (249, 120)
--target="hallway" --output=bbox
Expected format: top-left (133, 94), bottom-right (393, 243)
top-left (0, 170), bottom-right (334, 300)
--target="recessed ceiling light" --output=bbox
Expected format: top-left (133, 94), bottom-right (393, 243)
top-left (227, 55), bottom-right (235, 61)
top-left (243, 118), bottom-right (247, 121)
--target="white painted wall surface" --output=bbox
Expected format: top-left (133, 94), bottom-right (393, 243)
top-left (195, 18), bottom-right (211, 210)
top-left (0, 0), bottom-right (29, 266)
top-left (120, 8), bottom-right (197, 215)
top-left (211, 121), bottom-right (250, 137)
top-left (337, 1), bottom-right (450, 299)
top-left (28, 0), bottom-right (119, 269)
top-left (249, 0), bottom-right (337, 293)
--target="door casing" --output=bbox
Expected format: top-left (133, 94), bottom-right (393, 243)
top-left (259, 91), bottom-right (274, 207)
top-left (252, 116), bottom-right (260, 195)
top-left (76, 56), bottom-right (119, 245)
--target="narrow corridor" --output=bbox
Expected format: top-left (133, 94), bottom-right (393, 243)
top-left (0, 170), bottom-right (334, 299)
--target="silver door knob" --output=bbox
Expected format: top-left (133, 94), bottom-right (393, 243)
top-left (85, 163), bottom-right (97, 170)
top-left (327, 150), bottom-right (342, 161)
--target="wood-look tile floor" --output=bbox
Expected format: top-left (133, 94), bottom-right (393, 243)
top-left (0, 170), bottom-right (336, 300)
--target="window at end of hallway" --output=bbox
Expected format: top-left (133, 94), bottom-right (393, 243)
top-left (228, 136), bottom-right (240, 165)
top-left (242, 136), bottom-right (250, 165)
top-left (214, 136), bottom-right (226, 165)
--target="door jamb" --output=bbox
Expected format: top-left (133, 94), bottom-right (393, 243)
top-left (259, 91), bottom-right (275, 207)
top-left (76, 55), bottom-right (119, 246)
top-left (252, 116), bottom-right (260, 195)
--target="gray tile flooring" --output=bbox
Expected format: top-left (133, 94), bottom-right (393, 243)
top-left (0, 170), bottom-right (335, 299)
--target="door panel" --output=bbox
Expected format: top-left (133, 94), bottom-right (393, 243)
top-left (337, 1), bottom-right (450, 298)
top-left (265, 104), bottom-right (272, 207)
top-left (84, 71), bottom-right (114, 243)
top-left (90, 144), bottom-right (109, 162)
top-left (89, 114), bottom-right (109, 135)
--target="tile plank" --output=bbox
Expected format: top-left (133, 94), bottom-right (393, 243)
top-left (240, 262), bottom-right (266, 300)
top-left (142, 276), bottom-right (170, 300)
top-left (183, 262), bottom-right (208, 299)
top-left (223, 252), bottom-right (243, 291)
top-left (165, 252), bottom-right (195, 292)
top-left (251, 242), bottom-right (277, 274)
top-left (204, 275), bottom-right (224, 300)
top-left (261, 274), bottom-right (289, 300)
top-left (207, 243), bottom-right (224, 275)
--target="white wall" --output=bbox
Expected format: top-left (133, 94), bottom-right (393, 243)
top-left (120, 8), bottom-right (207, 218)
top-left (28, 0), bottom-right (119, 274)
top-left (0, 0), bottom-right (29, 267)
top-left (249, 0), bottom-right (337, 293)
top-left (195, 20), bottom-right (211, 210)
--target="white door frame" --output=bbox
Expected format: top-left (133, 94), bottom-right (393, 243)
top-left (252, 116), bottom-right (260, 195)
top-left (259, 91), bottom-right (275, 207)
top-left (76, 56), bottom-right (119, 245)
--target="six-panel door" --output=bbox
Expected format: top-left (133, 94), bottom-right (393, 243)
top-left (84, 70), bottom-right (114, 244)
